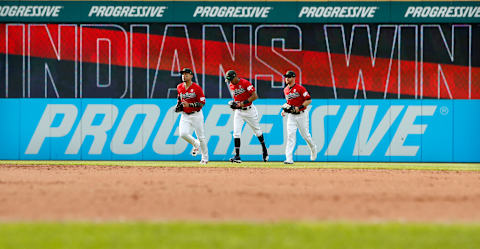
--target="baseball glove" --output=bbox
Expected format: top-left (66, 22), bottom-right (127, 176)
top-left (175, 96), bottom-right (183, 113)
top-left (229, 100), bottom-right (241, 110)
top-left (282, 103), bottom-right (295, 113)
top-left (174, 102), bottom-right (183, 112)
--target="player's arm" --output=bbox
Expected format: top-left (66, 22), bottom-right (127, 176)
top-left (185, 102), bottom-right (203, 108)
top-left (294, 99), bottom-right (311, 113)
top-left (248, 91), bottom-right (258, 103)
top-left (295, 99), bottom-right (311, 112)
top-left (182, 101), bottom-right (203, 108)
top-left (186, 100), bottom-right (204, 108)
top-left (239, 83), bottom-right (258, 107)
top-left (239, 91), bottom-right (257, 107)
top-left (294, 89), bottom-right (312, 113)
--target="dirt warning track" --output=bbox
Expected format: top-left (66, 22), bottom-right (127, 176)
top-left (0, 165), bottom-right (479, 222)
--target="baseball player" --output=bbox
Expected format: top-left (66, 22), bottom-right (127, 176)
top-left (175, 68), bottom-right (209, 165)
top-left (281, 71), bottom-right (317, 164)
top-left (225, 70), bottom-right (268, 163)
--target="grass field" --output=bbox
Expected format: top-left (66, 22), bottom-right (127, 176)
top-left (2, 160), bottom-right (480, 171)
top-left (1, 161), bottom-right (479, 249)
top-left (1, 222), bottom-right (480, 249)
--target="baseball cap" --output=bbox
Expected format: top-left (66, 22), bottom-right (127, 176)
top-left (180, 68), bottom-right (194, 75)
top-left (283, 71), bottom-right (296, 78)
top-left (225, 70), bottom-right (237, 82)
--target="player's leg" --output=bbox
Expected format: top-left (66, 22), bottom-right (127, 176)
top-left (243, 106), bottom-right (269, 162)
top-left (179, 114), bottom-right (200, 156)
top-left (231, 110), bottom-right (243, 163)
top-left (257, 134), bottom-right (268, 162)
top-left (285, 113), bottom-right (297, 164)
top-left (296, 112), bottom-right (317, 161)
top-left (192, 111), bottom-right (208, 164)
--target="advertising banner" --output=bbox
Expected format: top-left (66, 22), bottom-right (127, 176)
top-left (1, 99), bottom-right (479, 162)
top-left (0, 1), bottom-right (479, 23)
top-left (1, 23), bottom-right (479, 99)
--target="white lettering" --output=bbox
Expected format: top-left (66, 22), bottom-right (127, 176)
top-left (354, 105), bottom-right (403, 156)
top-left (298, 6), bottom-right (309, 17)
top-left (24, 103), bottom-right (440, 159)
top-left (387, 105), bottom-right (436, 156)
top-left (405, 6), bottom-right (480, 18)
top-left (25, 104), bottom-right (78, 154)
top-left (111, 104), bottom-right (160, 155)
top-left (65, 104), bottom-right (118, 155)
top-left (326, 105), bottom-right (360, 156)
top-left (0, 5), bottom-right (62, 17)
top-left (87, 6), bottom-right (166, 17)
top-left (193, 6), bottom-right (271, 18)
top-left (298, 6), bottom-right (377, 18)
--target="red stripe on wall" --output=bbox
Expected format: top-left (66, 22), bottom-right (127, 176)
top-left (1, 24), bottom-right (478, 99)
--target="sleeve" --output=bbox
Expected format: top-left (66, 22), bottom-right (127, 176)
top-left (196, 85), bottom-right (206, 105)
top-left (245, 81), bottom-right (255, 93)
top-left (301, 86), bottom-right (311, 100)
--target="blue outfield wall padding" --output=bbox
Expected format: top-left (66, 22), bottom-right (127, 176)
top-left (0, 98), bottom-right (479, 162)
top-left (0, 99), bottom-right (20, 160)
top-left (420, 100), bottom-right (453, 162)
top-left (453, 100), bottom-right (480, 162)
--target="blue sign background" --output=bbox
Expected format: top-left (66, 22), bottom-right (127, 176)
top-left (0, 99), bottom-right (479, 162)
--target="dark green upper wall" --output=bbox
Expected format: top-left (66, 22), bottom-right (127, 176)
top-left (0, 1), bottom-right (479, 23)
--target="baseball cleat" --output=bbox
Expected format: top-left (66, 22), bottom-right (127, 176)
top-left (262, 152), bottom-right (269, 162)
top-left (310, 145), bottom-right (318, 161)
top-left (199, 160), bottom-right (208, 165)
top-left (283, 160), bottom-right (294, 165)
top-left (191, 147), bottom-right (199, 157)
top-left (191, 140), bottom-right (200, 157)
top-left (230, 156), bottom-right (242, 163)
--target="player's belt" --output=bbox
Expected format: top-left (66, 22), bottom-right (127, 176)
top-left (184, 111), bottom-right (198, 115)
top-left (291, 110), bottom-right (305, 115)
top-left (240, 106), bottom-right (252, 110)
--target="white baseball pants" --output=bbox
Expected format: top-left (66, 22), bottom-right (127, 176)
top-left (233, 104), bottom-right (263, 138)
top-left (179, 110), bottom-right (208, 161)
top-left (285, 111), bottom-right (315, 162)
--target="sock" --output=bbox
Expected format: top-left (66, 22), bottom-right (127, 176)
top-left (234, 138), bottom-right (241, 157)
top-left (257, 135), bottom-right (267, 153)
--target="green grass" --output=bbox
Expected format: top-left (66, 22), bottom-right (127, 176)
top-left (0, 222), bottom-right (479, 249)
top-left (1, 160), bottom-right (480, 171)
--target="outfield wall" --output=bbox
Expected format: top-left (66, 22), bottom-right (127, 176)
top-left (1, 1), bottom-right (479, 162)
top-left (1, 99), bottom-right (479, 162)
top-left (1, 23), bottom-right (479, 99)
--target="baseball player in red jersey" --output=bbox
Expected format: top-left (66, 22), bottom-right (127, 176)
top-left (225, 70), bottom-right (268, 163)
top-left (281, 71), bottom-right (317, 164)
top-left (175, 68), bottom-right (209, 164)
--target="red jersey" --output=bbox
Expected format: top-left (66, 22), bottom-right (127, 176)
top-left (229, 78), bottom-right (255, 107)
top-left (177, 82), bottom-right (206, 113)
top-left (284, 84), bottom-right (311, 111)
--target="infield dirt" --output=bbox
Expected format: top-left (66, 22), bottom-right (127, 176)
top-left (0, 165), bottom-right (479, 222)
